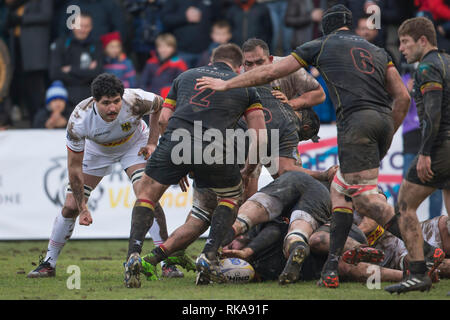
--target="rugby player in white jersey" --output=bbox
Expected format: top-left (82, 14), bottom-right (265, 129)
top-left (27, 74), bottom-right (188, 278)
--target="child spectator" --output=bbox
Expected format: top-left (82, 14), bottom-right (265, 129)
top-left (33, 81), bottom-right (70, 129)
top-left (196, 20), bottom-right (232, 67)
top-left (101, 31), bottom-right (136, 88)
top-left (140, 33), bottom-right (188, 99)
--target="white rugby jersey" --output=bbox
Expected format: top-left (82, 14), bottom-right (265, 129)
top-left (66, 88), bottom-right (162, 154)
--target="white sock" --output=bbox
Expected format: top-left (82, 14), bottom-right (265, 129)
top-left (148, 221), bottom-right (165, 265)
top-left (44, 212), bottom-right (75, 268)
top-left (148, 220), bottom-right (164, 247)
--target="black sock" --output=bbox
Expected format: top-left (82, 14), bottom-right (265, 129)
top-left (325, 207), bottom-right (354, 271)
top-left (387, 209), bottom-right (433, 256)
top-left (127, 199), bottom-right (155, 259)
top-left (385, 210), bottom-right (403, 240)
top-left (145, 246), bottom-right (168, 265)
top-left (408, 260), bottom-right (427, 275)
top-left (203, 201), bottom-right (237, 257)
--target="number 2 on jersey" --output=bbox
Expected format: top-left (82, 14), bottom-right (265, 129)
top-left (190, 83), bottom-right (216, 108)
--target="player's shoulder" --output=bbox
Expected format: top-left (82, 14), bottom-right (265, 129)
top-left (70, 97), bottom-right (95, 123)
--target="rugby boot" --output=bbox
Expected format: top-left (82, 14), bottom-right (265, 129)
top-left (27, 256), bottom-right (55, 278)
top-left (342, 245), bottom-right (385, 265)
top-left (162, 264), bottom-right (184, 278)
top-left (195, 253), bottom-right (227, 284)
top-left (124, 252), bottom-right (142, 288)
top-left (384, 272), bottom-right (432, 294)
top-left (195, 271), bottom-right (212, 286)
top-left (164, 250), bottom-right (196, 272)
top-left (141, 254), bottom-right (159, 281)
top-left (278, 245), bottom-right (309, 285)
top-left (318, 269), bottom-right (340, 288)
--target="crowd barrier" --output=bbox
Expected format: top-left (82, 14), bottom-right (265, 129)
top-left (0, 126), bottom-right (437, 240)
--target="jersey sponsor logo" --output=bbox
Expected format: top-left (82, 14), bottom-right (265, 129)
top-left (43, 157), bottom-right (104, 211)
top-left (99, 132), bottom-right (134, 147)
top-left (121, 122), bottom-right (132, 132)
top-left (350, 47), bottom-right (375, 74)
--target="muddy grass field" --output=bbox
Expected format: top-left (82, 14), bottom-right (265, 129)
top-left (1, 239), bottom-right (449, 301)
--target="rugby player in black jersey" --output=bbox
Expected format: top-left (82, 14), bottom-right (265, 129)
top-left (383, 17), bottom-right (450, 294)
top-left (123, 44), bottom-right (267, 287)
top-left (196, 5), bottom-right (443, 293)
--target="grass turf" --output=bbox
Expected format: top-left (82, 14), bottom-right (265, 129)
top-left (1, 239), bottom-right (449, 300)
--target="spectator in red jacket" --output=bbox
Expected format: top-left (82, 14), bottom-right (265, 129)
top-left (139, 33), bottom-right (188, 99)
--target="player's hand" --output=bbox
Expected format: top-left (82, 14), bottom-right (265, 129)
top-left (138, 144), bottom-right (156, 160)
top-left (417, 155), bottom-right (433, 183)
top-left (79, 209), bottom-right (93, 226)
top-left (221, 247), bottom-right (253, 260)
top-left (325, 165), bottom-right (339, 183)
top-left (178, 176), bottom-right (190, 192)
top-left (196, 77), bottom-right (228, 91)
top-left (271, 90), bottom-right (289, 104)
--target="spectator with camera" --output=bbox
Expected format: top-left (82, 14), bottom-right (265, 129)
top-left (49, 11), bottom-right (103, 113)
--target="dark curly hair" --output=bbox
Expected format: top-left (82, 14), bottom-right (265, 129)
top-left (91, 73), bottom-right (124, 101)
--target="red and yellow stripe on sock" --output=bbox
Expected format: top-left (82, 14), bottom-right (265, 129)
top-left (333, 207), bottom-right (353, 214)
top-left (218, 199), bottom-right (237, 210)
top-left (135, 199), bottom-right (155, 211)
top-left (420, 82), bottom-right (443, 94)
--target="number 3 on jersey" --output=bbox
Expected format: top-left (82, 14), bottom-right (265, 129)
top-left (190, 83), bottom-right (216, 108)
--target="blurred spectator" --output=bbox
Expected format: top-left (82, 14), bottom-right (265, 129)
top-left (285, 0), bottom-right (328, 48)
top-left (401, 68), bottom-right (443, 218)
top-left (415, 0), bottom-right (450, 22)
top-left (6, 0), bottom-right (53, 125)
top-left (338, 0), bottom-right (366, 27)
top-left (196, 20), bottom-right (232, 67)
top-left (101, 31), bottom-right (136, 88)
top-left (33, 80), bottom-right (70, 129)
top-left (49, 12), bottom-right (103, 112)
top-left (0, 37), bottom-right (12, 129)
top-left (309, 66), bottom-right (336, 124)
top-left (355, 14), bottom-right (384, 47)
top-left (226, 0), bottom-right (273, 48)
top-left (0, 1), bottom-right (9, 43)
top-left (378, 0), bottom-right (415, 67)
top-left (124, 0), bottom-right (165, 72)
top-left (140, 33), bottom-right (188, 99)
top-left (161, 0), bottom-right (221, 68)
top-left (54, 0), bottom-right (126, 42)
top-left (415, 1), bottom-right (450, 51)
top-left (258, 0), bottom-right (293, 55)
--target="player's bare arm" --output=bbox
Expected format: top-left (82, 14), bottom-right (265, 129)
top-left (242, 109), bottom-right (267, 182)
top-left (385, 65), bottom-right (411, 133)
top-left (158, 107), bottom-right (173, 135)
top-left (67, 148), bottom-right (92, 226)
top-left (197, 55), bottom-right (302, 91)
top-left (288, 85), bottom-right (325, 110)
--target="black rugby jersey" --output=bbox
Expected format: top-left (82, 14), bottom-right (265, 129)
top-left (412, 50), bottom-right (450, 155)
top-left (291, 30), bottom-right (394, 122)
top-left (163, 62), bottom-right (262, 135)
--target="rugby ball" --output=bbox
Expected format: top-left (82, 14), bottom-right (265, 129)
top-left (219, 258), bottom-right (255, 283)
